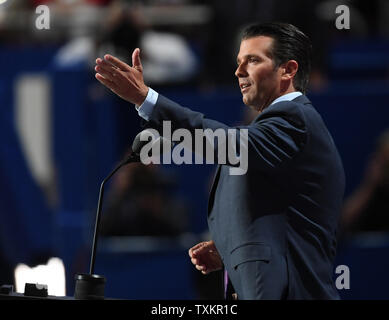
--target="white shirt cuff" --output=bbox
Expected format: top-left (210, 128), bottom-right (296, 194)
top-left (135, 87), bottom-right (159, 121)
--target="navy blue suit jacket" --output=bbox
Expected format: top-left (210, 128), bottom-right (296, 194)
top-left (145, 94), bottom-right (345, 299)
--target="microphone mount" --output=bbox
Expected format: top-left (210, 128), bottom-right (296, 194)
top-left (75, 129), bottom-right (166, 299)
top-left (89, 150), bottom-right (140, 275)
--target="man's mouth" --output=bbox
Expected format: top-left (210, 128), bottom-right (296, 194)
top-left (240, 83), bottom-right (251, 93)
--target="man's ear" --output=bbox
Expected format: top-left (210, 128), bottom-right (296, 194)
top-left (281, 60), bottom-right (298, 81)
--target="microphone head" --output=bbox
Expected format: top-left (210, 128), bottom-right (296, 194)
top-left (132, 129), bottom-right (157, 154)
top-left (132, 129), bottom-right (172, 157)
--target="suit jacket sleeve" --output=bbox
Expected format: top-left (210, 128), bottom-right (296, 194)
top-left (145, 94), bottom-right (308, 171)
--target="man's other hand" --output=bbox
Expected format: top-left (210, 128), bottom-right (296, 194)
top-left (188, 240), bottom-right (223, 275)
top-left (95, 48), bottom-right (149, 106)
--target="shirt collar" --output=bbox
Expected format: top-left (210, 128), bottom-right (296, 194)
top-left (269, 91), bottom-right (303, 106)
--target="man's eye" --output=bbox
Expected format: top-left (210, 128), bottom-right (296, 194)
top-left (249, 58), bottom-right (259, 63)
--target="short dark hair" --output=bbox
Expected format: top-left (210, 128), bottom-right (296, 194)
top-left (242, 22), bottom-right (312, 93)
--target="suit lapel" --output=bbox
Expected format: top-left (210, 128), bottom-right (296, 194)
top-left (208, 164), bottom-right (221, 215)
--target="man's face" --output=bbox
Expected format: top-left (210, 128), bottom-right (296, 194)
top-left (235, 36), bottom-right (282, 111)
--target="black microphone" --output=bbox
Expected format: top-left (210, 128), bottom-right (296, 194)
top-left (131, 129), bottom-right (173, 163)
top-left (131, 128), bottom-right (170, 157)
top-left (89, 129), bottom-right (164, 274)
top-left (75, 129), bottom-right (161, 299)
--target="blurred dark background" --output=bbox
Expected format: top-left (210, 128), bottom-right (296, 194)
top-left (0, 0), bottom-right (389, 299)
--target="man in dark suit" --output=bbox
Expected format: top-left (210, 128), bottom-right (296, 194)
top-left (94, 22), bottom-right (345, 300)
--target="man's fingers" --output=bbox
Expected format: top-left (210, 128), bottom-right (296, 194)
top-left (95, 73), bottom-right (118, 91)
top-left (95, 65), bottom-right (116, 81)
top-left (132, 48), bottom-right (143, 71)
top-left (96, 59), bottom-right (118, 72)
top-left (189, 241), bottom-right (219, 275)
top-left (191, 249), bottom-right (205, 260)
top-left (104, 54), bottom-right (132, 72)
top-left (96, 58), bottom-right (114, 67)
top-left (96, 59), bottom-right (123, 79)
top-left (195, 263), bottom-right (212, 274)
top-left (189, 243), bottom-right (205, 257)
top-left (195, 264), bottom-right (206, 271)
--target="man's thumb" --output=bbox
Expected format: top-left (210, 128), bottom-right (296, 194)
top-left (132, 48), bottom-right (143, 71)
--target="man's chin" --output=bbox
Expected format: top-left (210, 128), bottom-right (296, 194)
top-left (242, 95), bottom-right (251, 106)
top-left (243, 96), bottom-right (260, 111)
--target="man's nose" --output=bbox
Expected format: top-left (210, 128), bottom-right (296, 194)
top-left (235, 63), bottom-right (248, 78)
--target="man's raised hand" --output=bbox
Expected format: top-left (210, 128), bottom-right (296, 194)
top-left (95, 48), bottom-right (149, 106)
